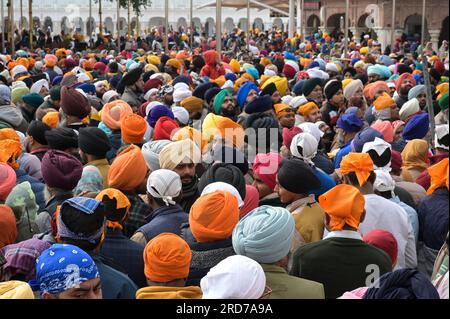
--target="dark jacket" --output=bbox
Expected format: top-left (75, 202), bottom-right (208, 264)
top-left (100, 228), bottom-right (146, 288)
top-left (312, 153), bottom-right (334, 175)
top-left (90, 254), bottom-right (138, 299)
top-left (137, 204), bottom-right (188, 242)
top-left (290, 236), bottom-right (392, 299)
top-left (259, 195), bottom-right (286, 208)
top-left (181, 224), bottom-right (235, 287)
top-left (106, 131), bottom-right (122, 163)
top-left (123, 194), bottom-right (152, 238)
top-left (15, 168), bottom-right (45, 211)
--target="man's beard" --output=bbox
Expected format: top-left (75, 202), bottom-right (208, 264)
top-left (221, 107), bottom-right (237, 121)
top-left (400, 86), bottom-right (412, 96)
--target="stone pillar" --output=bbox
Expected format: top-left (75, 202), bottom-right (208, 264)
top-left (429, 29), bottom-right (441, 52)
top-left (374, 27), bottom-right (390, 52)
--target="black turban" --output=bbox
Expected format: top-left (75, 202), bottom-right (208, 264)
top-left (45, 127), bottom-right (79, 150)
top-left (78, 127), bottom-right (111, 157)
top-left (397, 63), bottom-right (413, 75)
top-left (324, 79), bottom-right (343, 100)
top-left (277, 158), bottom-right (320, 194)
top-left (27, 120), bottom-right (51, 145)
top-left (301, 78), bottom-right (322, 97)
top-left (260, 82), bottom-right (277, 97)
top-left (198, 163), bottom-right (246, 200)
top-left (120, 67), bottom-right (143, 87)
top-left (193, 82), bottom-right (217, 100)
top-left (212, 145), bottom-right (249, 175)
top-left (204, 87), bottom-right (222, 105)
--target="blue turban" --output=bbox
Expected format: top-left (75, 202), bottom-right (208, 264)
top-left (308, 61), bottom-right (320, 69)
top-left (283, 51), bottom-right (297, 61)
top-left (172, 75), bottom-right (190, 86)
top-left (245, 95), bottom-right (273, 114)
top-left (293, 80), bottom-right (305, 96)
top-left (351, 58), bottom-right (360, 66)
top-left (388, 74), bottom-right (400, 82)
top-left (379, 55), bottom-right (393, 66)
top-left (336, 113), bottom-right (364, 133)
top-left (414, 61), bottom-right (423, 71)
top-left (408, 85), bottom-right (426, 100)
top-left (78, 83), bottom-right (96, 94)
top-left (367, 65), bottom-right (392, 79)
top-left (237, 82), bottom-right (259, 109)
top-left (344, 106), bottom-right (359, 116)
top-left (29, 244), bottom-right (99, 297)
top-left (246, 67), bottom-right (260, 81)
top-left (351, 127), bottom-right (384, 152)
top-left (126, 59), bottom-right (137, 71)
top-left (413, 74), bottom-right (423, 85)
top-left (225, 73), bottom-right (237, 82)
top-left (193, 82), bottom-right (216, 100)
top-left (146, 104), bottom-right (175, 127)
top-left (315, 58), bottom-right (326, 71)
top-left (402, 113), bottom-right (429, 141)
top-left (314, 33), bottom-right (320, 39)
top-left (232, 205), bottom-right (295, 264)
top-left (363, 269), bottom-right (440, 299)
top-left (52, 75), bottom-right (63, 86)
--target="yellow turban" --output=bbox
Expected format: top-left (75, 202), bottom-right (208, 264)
top-left (166, 59), bottom-right (182, 70)
top-left (436, 83), bottom-right (449, 102)
top-left (212, 75), bottom-right (226, 88)
top-left (298, 102), bottom-right (320, 116)
top-left (342, 78), bottom-right (352, 90)
top-left (159, 139), bottom-right (202, 171)
top-left (261, 76), bottom-right (288, 96)
top-left (42, 112), bottom-right (60, 129)
top-left (260, 58), bottom-right (272, 67)
top-left (145, 63), bottom-right (159, 73)
top-left (360, 47), bottom-right (369, 55)
top-left (229, 59), bottom-right (241, 73)
top-left (0, 281), bottom-right (34, 299)
top-left (180, 96), bottom-right (203, 114)
top-left (172, 127), bottom-right (209, 154)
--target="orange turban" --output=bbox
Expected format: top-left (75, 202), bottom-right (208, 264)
top-left (108, 145), bottom-right (147, 191)
top-left (373, 92), bottom-right (396, 110)
top-left (401, 139), bottom-right (429, 182)
top-left (166, 59), bottom-right (182, 70)
top-left (189, 191), bottom-right (239, 243)
top-left (340, 152), bottom-right (374, 186)
top-left (176, 51), bottom-right (190, 60)
top-left (212, 75), bottom-right (226, 88)
top-left (298, 102), bottom-right (319, 116)
top-left (143, 233), bottom-right (192, 282)
top-left (0, 205), bottom-right (17, 249)
top-left (427, 158), bottom-right (449, 195)
top-left (121, 114), bottom-right (147, 144)
top-left (101, 100), bottom-right (133, 130)
top-left (44, 54), bottom-right (58, 68)
top-left (229, 59), bottom-right (241, 73)
top-left (0, 129), bottom-right (22, 170)
top-left (96, 188), bottom-right (131, 229)
top-left (180, 96), bottom-right (203, 114)
top-left (215, 117), bottom-right (245, 149)
top-left (42, 112), bottom-right (60, 129)
top-left (172, 126), bottom-right (208, 154)
top-left (319, 184), bottom-right (365, 231)
top-left (233, 77), bottom-right (249, 91)
top-left (260, 57), bottom-right (272, 67)
top-left (369, 81), bottom-right (390, 101)
top-left (0, 128), bottom-right (20, 142)
top-left (15, 57), bottom-right (30, 69)
top-left (273, 103), bottom-right (293, 119)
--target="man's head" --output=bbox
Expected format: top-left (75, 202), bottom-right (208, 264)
top-left (274, 103), bottom-right (295, 128)
top-left (298, 102), bottom-right (321, 123)
top-left (336, 113), bottom-right (364, 145)
top-left (25, 120), bottom-right (51, 152)
top-left (302, 78), bottom-right (323, 105)
top-left (396, 73), bottom-right (416, 97)
top-left (252, 152), bottom-right (282, 199)
top-left (30, 243), bottom-right (101, 299)
top-left (324, 79), bottom-right (344, 107)
top-left (95, 81), bottom-right (108, 97)
top-left (340, 152), bottom-right (376, 191)
top-left (146, 169), bottom-right (183, 208)
top-left (78, 127), bottom-right (111, 164)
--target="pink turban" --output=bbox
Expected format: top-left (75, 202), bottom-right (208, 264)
top-left (371, 121), bottom-right (394, 143)
top-left (239, 185), bottom-right (260, 218)
top-left (0, 162), bottom-right (16, 201)
top-left (252, 153), bottom-right (282, 190)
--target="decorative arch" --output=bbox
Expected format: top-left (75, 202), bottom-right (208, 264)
top-left (192, 17), bottom-right (202, 33)
top-left (71, 17), bottom-right (84, 34)
top-left (149, 17), bottom-right (165, 28)
top-left (177, 17), bottom-right (188, 31)
top-left (33, 16), bottom-right (41, 31)
top-left (224, 17), bottom-right (234, 34)
top-left (104, 17), bottom-right (114, 34)
top-left (86, 17), bottom-right (95, 36)
top-left (404, 14), bottom-right (429, 41)
top-left (205, 17), bottom-right (215, 36)
top-left (358, 13), bottom-right (370, 28)
top-left (439, 16), bottom-right (449, 46)
top-left (307, 14), bottom-right (320, 29)
top-left (43, 17), bottom-right (53, 33)
top-left (20, 17), bottom-right (29, 30)
top-left (273, 18), bottom-right (283, 31)
top-left (61, 16), bottom-right (70, 34)
top-left (238, 18), bottom-right (248, 32)
top-left (253, 18), bottom-right (264, 31)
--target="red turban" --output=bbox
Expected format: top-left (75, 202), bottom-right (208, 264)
top-left (153, 116), bottom-right (179, 141)
top-left (396, 73), bottom-right (416, 93)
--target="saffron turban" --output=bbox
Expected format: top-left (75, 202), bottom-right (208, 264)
top-left (101, 100), bottom-right (133, 130)
top-left (427, 158), bottom-right (449, 195)
top-left (340, 152), bottom-right (374, 186)
top-left (298, 102), bottom-right (319, 116)
top-left (189, 191), bottom-right (239, 243)
top-left (232, 205), bottom-right (295, 263)
top-left (0, 205), bottom-right (17, 249)
top-left (121, 114), bottom-right (147, 144)
top-left (143, 233), bottom-right (192, 282)
top-left (108, 144), bottom-right (147, 191)
top-left (319, 184), bottom-right (365, 231)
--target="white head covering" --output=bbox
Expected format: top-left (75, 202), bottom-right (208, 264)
top-left (53, 66), bottom-right (63, 76)
top-left (298, 122), bottom-right (324, 143)
top-left (201, 182), bottom-right (244, 208)
top-left (362, 137), bottom-right (392, 171)
top-left (173, 82), bottom-right (190, 91)
top-left (144, 88), bottom-right (159, 102)
top-left (399, 98), bottom-right (420, 121)
top-left (30, 79), bottom-right (49, 95)
top-left (146, 169), bottom-right (182, 206)
top-left (221, 80), bottom-right (234, 89)
top-left (264, 69), bottom-right (277, 77)
top-left (435, 124), bottom-right (449, 150)
top-left (306, 68), bottom-right (329, 81)
top-left (172, 106), bottom-right (190, 125)
top-left (173, 88), bottom-right (192, 103)
top-left (290, 95), bottom-right (308, 109)
top-left (11, 65), bottom-right (28, 79)
top-left (145, 101), bottom-right (162, 116)
top-left (326, 62), bottom-right (339, 73)
top-left (200, 255), bottom-right (266, 299)
top-left (102, 90), bottom-right (119, 104)
top-left (343, 79), bottom-right (363, 100)
top-left (285, 60), bottom-right (300, 73)
top-left (374, 169), bottom-right (396, 198)
top-left (76, 72), bottom-right (91, 83)
top-left (281, 95), bottom-right (293, 105)
top-left (11, 81), bottom-right (27, 90)
top-left (290, 132), bottom-right (318, 164)
top-left (141, 140), bottom-right (172, 171)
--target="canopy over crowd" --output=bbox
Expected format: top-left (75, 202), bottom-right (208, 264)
top-left (0, 26), bottom-right (448, 300)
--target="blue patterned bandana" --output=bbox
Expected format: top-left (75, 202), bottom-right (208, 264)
top-left (29, 244), bottom-right (99, 297)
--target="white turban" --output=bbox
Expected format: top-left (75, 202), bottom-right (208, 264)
top-left (306, 68), bottom-right (329, 81)
top-left (326, 62), bottom-right (339, 73)
top-left (76, 72), bottom-right (91, 83)
top-left (11, 65), bottom-right (28, 79)
top-left (200, 255), bottom-right (266, 299)
top-left (399, 98), bottom-right (420, 121)
top-left (144, 88), bottom-right (159, 102)
top-left (173, 82), bottom-right (190, 91)
top-left (102, 90), bottom-right (119, 104)
top-left (298, 122), bottom-right (324, 143)
top-left (171, 106), bottom-right (190, 125)
top-left (141, 140), bottom-right (172, 171)
top-left (290, 132), bottom-right (318, 164)
top-left (173, 88), bottom-right (192, 103)
top-left (201, 182), bottom-right (244, 208)
top-left (11, 81), bottom-right (27, 90)
top-left (290, 95), bottom-right (308, 109)
top-left (373, 169), bottom-right (396, 197)
top-left (30, 79), bottom-right (49, 95)
top-left (281, 95), bottom-right (293, 105)
top-left (343, 79), bottom-right (363, 100)
top-left (362, 137), bottom-right (392, 171)
top-left (435, 124), bottom-right (449, 150)
top-left (264, 69), bottom-right (277, 77)
top-left (146, 169), bottom-right (182, 206)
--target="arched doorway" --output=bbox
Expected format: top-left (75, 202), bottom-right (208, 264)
top-left (86, 17), bottom-right (95, 36)
top-left (357, 13), bottom-right (377, 41)
top-left (253, 18), bottom-right (264, 31)
top-left (72, 17), bottom-right (84, 34)
top-left (61, 17), bottom-right (70, 34)
top-left (307, 14), bottom-right (320, 33)
top-left (439, 16), bottom-right (449, 46)
top-left (273, 18), bottom-right (283, 31)
top-left (149, 17), bottom-right (164, 28)
top-left (130, 18), bottom-right (138, 35)
top-left (205, 18), bottom-right (215, 36)
top-left (104, 17), bottom-right (114, 34)
top-left (224, 17), bottom-right (234, 34)
top-left (20, 17), bottom-right (29, 30)
top-left (177, 17), bottom-right (188, 32)
top-left (404, 14), bottom-right (429, 41)
top-left (192, 17), bottom-right (202, 33)
top-left (238, 18), bottom-right (248, 32)
top-left (43, 17), bottom-right (53, 33)
top-left (33, 17), bottom-right (41, 31)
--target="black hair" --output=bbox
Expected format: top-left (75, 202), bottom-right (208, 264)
top-left (375, 190), bottom-right (393, 199)
top-left (437, 134), bottom-right (449, 149)
top-left (100, 196), bottom-right (127, 222)
top-left (345, 171), bottom-right (376, 187)
top-left (367, 148), bottom-right (392, 168)
top-left (108, 61), bottom-right (118, 73)
top-left (60, 203), bottom-right (105, 251)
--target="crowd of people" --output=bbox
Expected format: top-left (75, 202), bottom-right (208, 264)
top-left (0, 25), bottom-right (448, 300)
